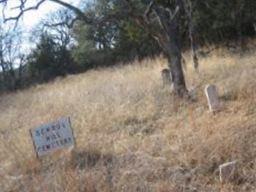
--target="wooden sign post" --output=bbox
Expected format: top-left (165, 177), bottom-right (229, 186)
top-left (30, 117), bottom-right (75, 158)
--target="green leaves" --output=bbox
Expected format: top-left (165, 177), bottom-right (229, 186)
top-left (28, 33), bottom-right (75, 82)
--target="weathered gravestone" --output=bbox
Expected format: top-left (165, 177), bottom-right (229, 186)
top-left (219, 161), bottom-right (237, 183)
top-left (30, 117), bottom-right (75, 158)
top-left (204, 84), bottom-right (220, 112)
top-left (161, 69), bottom-right (172, 87)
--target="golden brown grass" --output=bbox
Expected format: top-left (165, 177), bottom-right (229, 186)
top-left (0, 43), bottom-right (256, 191)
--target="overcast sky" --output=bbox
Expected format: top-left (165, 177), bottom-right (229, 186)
top-left (1, 0), bottom-right (82, 52)
top-left (3, 0), bottom-right (81, 30)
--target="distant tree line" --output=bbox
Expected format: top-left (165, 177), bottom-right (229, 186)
top-left (0, 0), bottom-right (255, 93)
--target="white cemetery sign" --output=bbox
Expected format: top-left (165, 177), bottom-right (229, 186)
top-left (205, 84), bottom-right (220, 112)
top-left (30, 117), bottom-right (75, 157)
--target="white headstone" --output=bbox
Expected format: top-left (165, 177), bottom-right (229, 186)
top-left (161, 69), bottom-right (172, 86)
top-left (30, 117), bottom-right (75, 157)
top-left (161, 68), bottom-right (174, 92)
top-left (219, 161), bottom-right (237, 183)
top-left (204, 84), bottom-right (220, 112)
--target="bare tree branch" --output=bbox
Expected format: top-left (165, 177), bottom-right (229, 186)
top-left (3, 0), bottom-right (46, 22)
top-left (144, 0), bottom-right (155, 23)
top-left (0, 0), bottom-right (94, 26)
top-left (1, 0), bottom-right (129, 29)
top-left (43, 17), bottom-right (79, 28)
top-left (182, 0), bottom-right (199, 70)
top-left (168, 5), bottom-right (180, 20)
top-left (49, 0), bottom-right (93, 24)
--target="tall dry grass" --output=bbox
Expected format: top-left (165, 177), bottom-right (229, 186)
top-left (0, 43), bottom-right (256, 191)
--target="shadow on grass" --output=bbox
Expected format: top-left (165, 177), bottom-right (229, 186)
top-left (70, 150), bottom-right (116, 170)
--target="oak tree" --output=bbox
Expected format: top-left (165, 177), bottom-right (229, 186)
top-left (0, 0), bottom-right (194, 97)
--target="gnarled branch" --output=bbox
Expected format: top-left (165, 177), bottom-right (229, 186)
top-left (2, 0), bottom-right (46, 22)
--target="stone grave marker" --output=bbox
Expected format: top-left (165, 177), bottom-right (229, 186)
top-left (219, 161), bottom-right (237, 183)
top-left (30, 117), bottom-right (75, 158)
top-left (161, 68), bottom-right (172, 87)
top-left (204, 84), bottom-right (220, 112)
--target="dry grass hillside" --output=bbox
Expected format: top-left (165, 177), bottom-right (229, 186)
top-left (0, 41), bottom-right (256, 191)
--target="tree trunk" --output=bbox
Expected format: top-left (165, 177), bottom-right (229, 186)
top-left (183, 0), bottom-right (199, 71)
top-left (165, 41), bottom-right (187, 97)
top-left (188, 18), bottom-right (199, 71)
top-left (152, 4), bottom-right (188, 97)
top-left (157, 30), bottom-right (188, 97)
top-left (152, 38), bottom-right (188, 97)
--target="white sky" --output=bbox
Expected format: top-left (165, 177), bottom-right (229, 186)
top-left (24, 0), bottom-right (82, 30)
top-left (23, 2), bottom-right (65, 30)
top-left (1, 0), bottom-right (82, 51)
top-left (3, 0), bottom-right (81, 30)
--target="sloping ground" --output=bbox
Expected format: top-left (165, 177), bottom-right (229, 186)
top-left (0, 44), bottom-right (256, 191)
